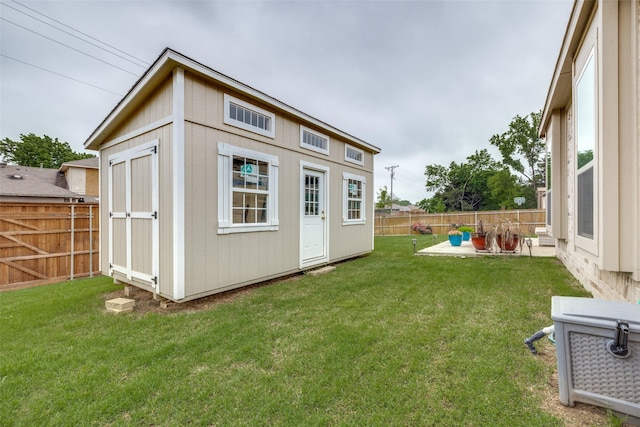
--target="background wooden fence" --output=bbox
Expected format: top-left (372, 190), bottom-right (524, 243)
top-left (375, 209), bottom-right (546, 236)
top-left (0, 203), bottom-right (100, 290)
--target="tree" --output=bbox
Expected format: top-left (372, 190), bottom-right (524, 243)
top-left (424, 149), bottom-right (501, 211)
top-left (376, 186), bottom-right (392, 210)
top-left (0, 133), bottom-right (95, 168)
top-left (486, 168), bottom-right (520, 209)
top-left (417, 196), bottom-right (445, 213)
top-left (489, 111), bottom-right (546, 196)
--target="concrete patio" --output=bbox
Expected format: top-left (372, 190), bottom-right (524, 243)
top-left (417, 238), bottom-right (556, 258)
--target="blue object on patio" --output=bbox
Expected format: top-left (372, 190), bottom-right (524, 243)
top-left (448, 234), bottom-right (462, 246)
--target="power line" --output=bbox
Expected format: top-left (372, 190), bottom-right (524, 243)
top-left (1, 1), bottom-right (148, 69)
top-left (1, 17), bottom-right (139, 76)
top-left (1, 54), bottom-right (124, 96)
top-left (7, 0), bottom-right (149, 67)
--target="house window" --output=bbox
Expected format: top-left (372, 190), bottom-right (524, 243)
top-left (575, 50), bottom-right (595, 240)
top-left (546, 139), bottom-right (552, 227)
top-left (224, 94), bottom-right (275, 138)
top-left (218, 143), bottom-right (279, 233)
top-left (300, 125), bottom-right (329, 155)
top-left (343, 172), bottom-right (366, 224)
top-left (345, 145), bottom-right (364, 166)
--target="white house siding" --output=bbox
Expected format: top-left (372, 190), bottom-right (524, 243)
top-left (65, 167), bottom-right (86, 195)
top-left (544, 1), bottom-right (640, 304)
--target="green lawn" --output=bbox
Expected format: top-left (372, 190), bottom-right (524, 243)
top-left (1, 235), bottom-right (591, 426)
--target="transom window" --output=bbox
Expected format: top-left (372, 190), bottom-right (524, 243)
top-left (345, 145), bottom-right (364, 166)
top-left (343, 172), bottom-right (366, 224)
top-left (300, 125), bottom-right (329, 155)
top-left (218, 143), bottom-right (279, 234)
top-left (224, 94), bottom-right (275, 138)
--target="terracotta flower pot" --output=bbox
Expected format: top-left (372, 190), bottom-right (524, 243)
top-left (496, 234), bottom-right (520, 252)
top-left (471, 233), bottom-right (487, 251)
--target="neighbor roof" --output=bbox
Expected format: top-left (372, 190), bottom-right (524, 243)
top-left (0, 165), bottom-right (79, 199)
top-left (59, 157), bottom-right (99, 172)
top-left (85, 48), bottom-right (381, 154)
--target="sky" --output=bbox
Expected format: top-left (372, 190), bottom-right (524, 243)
top-left (0, 0), bottom-right (573, 204)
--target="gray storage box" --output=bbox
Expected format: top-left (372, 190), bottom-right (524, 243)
top-left (551, 296), bottom-right (640, 418)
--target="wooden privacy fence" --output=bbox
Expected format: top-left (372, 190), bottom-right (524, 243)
top-left (375, 209), bottom-right (546, 236)
top-left (0, 203), bottom-right (100, 290)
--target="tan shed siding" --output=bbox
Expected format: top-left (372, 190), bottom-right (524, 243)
top-left (183, 122), bottom-right (302, 298)
top-left (183, 71), bottom-right (374, 164)
top-left (331, 167), bottom-right (375, 260)
top-left (108, 76), bottom-right (173, 142)
top-left (98, 125), bottom-right (174, 296)
top-left (181, 72), bottom-right (375, 298)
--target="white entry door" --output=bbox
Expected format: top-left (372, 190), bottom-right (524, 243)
top-left (108, 140), bottom-right (159, 289)
top-left (301, 166), bottom-right (328, 266)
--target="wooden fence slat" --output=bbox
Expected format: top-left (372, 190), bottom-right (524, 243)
top-left (0, 250), bottom-right (93, 263)
top-left (1, 234), bottom-right (49, 255)
top-left (374, 209), bottom-right (546, 236)
top-left (0, 202), bottom-right (100, 288)
top-left (2, 260), bottom-right (49, 280)
top-left (0, 218), bottom-right (41, 230)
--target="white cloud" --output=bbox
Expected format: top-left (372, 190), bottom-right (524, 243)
top-left (0, 0), bottom-right (573, 202)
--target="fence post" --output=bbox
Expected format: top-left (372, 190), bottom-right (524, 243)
top-left (89, 205), bottom-right (93, 278)
top-left (70, 204), bottom-right (75, 280)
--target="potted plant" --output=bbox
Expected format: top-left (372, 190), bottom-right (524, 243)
top-left (448, 229), bottom-right (463, 246)
top-left (457, 225), bottom-right (474, 241)
top-left (486, 217), bottom-right (524, 253)
top-left (471, 220), bottom-right (489, 252)
top-left (411, 222), bottom-right (432, 235)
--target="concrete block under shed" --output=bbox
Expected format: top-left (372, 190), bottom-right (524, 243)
top-left (106, 298), bottom-right (135, 313)
top-left (306, 266), bottom-right (336, 276)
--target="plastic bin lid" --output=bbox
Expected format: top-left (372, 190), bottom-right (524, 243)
top-left (551, 296), bottom-right (640, 330)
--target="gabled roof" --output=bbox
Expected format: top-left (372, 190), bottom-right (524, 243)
top-left (85, 48), bottom-right (381, 154)
top-left (59, 157), bottom-right (99, 172)
top-left (0, 165), bottom-right (79, 199)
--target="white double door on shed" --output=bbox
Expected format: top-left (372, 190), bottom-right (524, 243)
top-left (301, 164), bottom-right (328, 267)
top-left (108, 140), bottom-right (159, 289)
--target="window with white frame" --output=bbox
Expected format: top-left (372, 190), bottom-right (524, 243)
top-left (300, 125), bottom-right (329, 155)
top-left (343, 172), bottom-right (365, 224)
top-left (218, 143), bottom-right (279, 233)
top-left (575, 49), bottom-right (595, 241)
top-left (345, 145), bottom-right (364, 166)
top-left (546, 138), bottom-right (552, 227)
top-left (224, 94), bottom-right (275, 138)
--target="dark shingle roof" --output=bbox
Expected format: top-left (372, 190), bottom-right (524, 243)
top-left (0, 165), bottom-right (79, 199)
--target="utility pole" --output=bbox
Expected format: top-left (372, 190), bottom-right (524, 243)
top-left (385, 165), bottom-right (399, 210)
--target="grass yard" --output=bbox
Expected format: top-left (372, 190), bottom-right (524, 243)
top-left (1, 235), bottom-right (599, 426)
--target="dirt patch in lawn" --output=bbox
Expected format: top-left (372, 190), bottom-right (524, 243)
top-left (102, 273), bottom-right (304, 315)
top-left (534, 344), bottom-right (635, 427)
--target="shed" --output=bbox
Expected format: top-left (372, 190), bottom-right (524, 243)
top-left (84, 48), bottom-right (381, 302)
